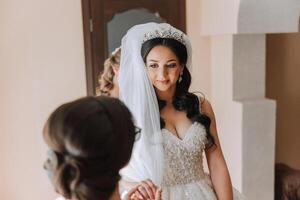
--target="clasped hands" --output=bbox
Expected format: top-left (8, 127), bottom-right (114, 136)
top-left (125, 179), bottom-right (162, 200)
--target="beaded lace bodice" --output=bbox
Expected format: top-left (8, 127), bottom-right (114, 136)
top-left (162, 122), bottom-right (208, 187)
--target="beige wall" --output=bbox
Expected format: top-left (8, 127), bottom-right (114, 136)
top-left (191, 0), bottom-right (299, 198)
top-left (0, 0), bottom-right (86, 199)
top-left (186, 0), bottom-right (212, 100)
top-left (187, 1), bottom-right (246, 191)
top-left (210, 35), bottom-right (244, 190)
top-left (266, 32), bottom-right (300, 169)
top-left (200, 0), bottom-right (240, 35)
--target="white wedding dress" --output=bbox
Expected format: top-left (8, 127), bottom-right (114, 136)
top-left (161, 122), bottom-right (245, 200)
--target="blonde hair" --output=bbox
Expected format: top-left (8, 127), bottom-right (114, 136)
top-left (96, 47), bottom-right (121, 96)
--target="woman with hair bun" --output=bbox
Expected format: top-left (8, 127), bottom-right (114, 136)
top-left (43, 96), bottom-right (162, 200)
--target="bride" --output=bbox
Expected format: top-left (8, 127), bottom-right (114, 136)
top-left (118, 22), bottom-right (244, 200)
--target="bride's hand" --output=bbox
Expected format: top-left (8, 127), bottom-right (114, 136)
top-left (126, 186), bottom-right (162, 200)
top-left (127, 179), bottom-right (159, 200)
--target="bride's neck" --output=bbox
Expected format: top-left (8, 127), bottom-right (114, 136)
top-left (156, 86), bottom-right (176, 105)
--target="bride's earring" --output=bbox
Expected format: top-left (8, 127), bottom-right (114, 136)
top-left (178, 71), bottom-right (183, 83)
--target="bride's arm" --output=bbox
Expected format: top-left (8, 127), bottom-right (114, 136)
top-left (201, 98), bottom-right (234, 200)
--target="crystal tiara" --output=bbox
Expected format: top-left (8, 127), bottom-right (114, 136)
top-left (142, 26), bottom-right (185, 45)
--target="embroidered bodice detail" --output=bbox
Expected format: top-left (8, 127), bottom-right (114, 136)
top-left (162, 122), bottom-right (208, 186)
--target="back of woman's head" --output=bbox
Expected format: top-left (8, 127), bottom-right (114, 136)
top-left (43, 96), bottom-right (136, 200)
top-left (97, 48), bottom-right (121, 96)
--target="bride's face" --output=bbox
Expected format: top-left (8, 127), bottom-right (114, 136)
top-left (145, 45), bottom-right (183, 92)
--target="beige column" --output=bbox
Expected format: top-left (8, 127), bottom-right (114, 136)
top-left (198, 0), bottom-right (299, 199)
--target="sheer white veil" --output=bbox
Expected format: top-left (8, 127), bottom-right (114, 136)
top-left (119, 22), bottom-right (192, 186)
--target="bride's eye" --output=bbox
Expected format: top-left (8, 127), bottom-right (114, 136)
top-left (149, 63), bottom-right (159, 68)
top-left (166, 63), bottom-right (177, 68)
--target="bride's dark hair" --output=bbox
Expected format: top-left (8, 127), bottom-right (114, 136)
top-left (141, 38), bottom-right (215, 149)
top-left (43, 96), bottom-right (137, 200)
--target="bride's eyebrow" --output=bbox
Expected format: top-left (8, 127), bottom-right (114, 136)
top-left (166, 59), bottom-right (176, 63)
top-left (148, 59), bottom-right (176, 63)
top-left (148, 59), bottom-right (158, 62)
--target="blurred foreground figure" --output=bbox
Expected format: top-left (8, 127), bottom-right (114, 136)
top-left (43, 96), bottom-right (162, 200)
